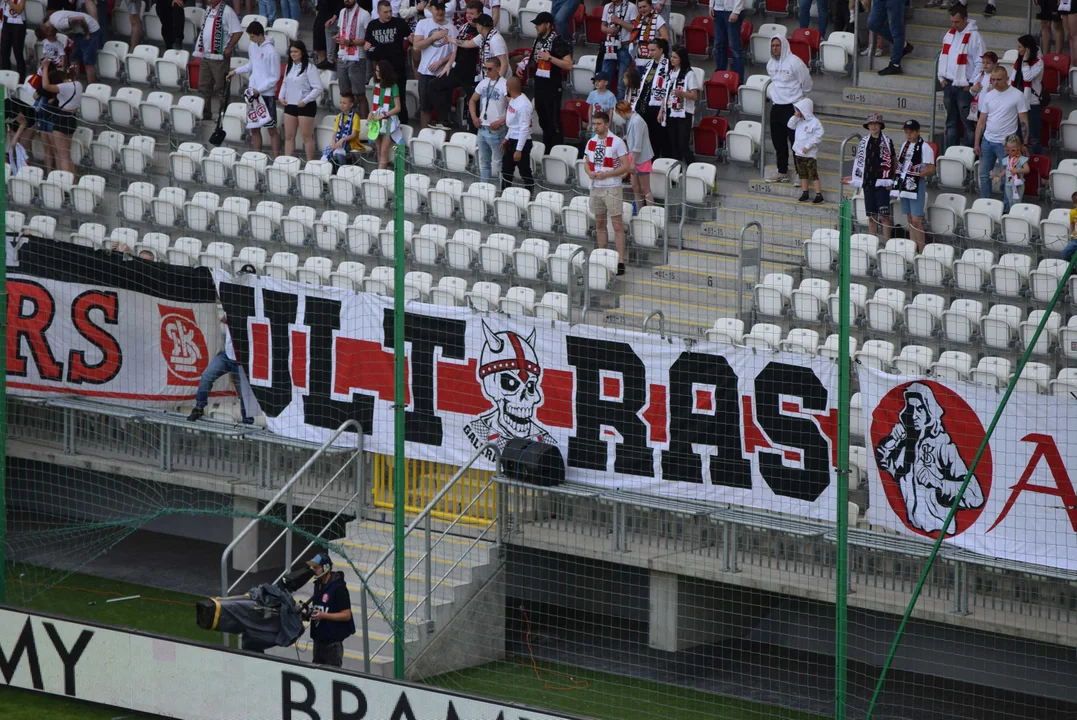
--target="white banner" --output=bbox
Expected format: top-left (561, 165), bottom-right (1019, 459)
top-left (0, 608), bottom-right (583, 720)
top-left (6, 238), bottom-right (221, 404)
top-left (858, 367), bottom-right (1077, 571)
top-left (215, 274), bottom-right (841, 520)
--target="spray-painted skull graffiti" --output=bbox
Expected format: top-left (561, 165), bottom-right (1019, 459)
top-left (464, 322), bottom-right (556, 453)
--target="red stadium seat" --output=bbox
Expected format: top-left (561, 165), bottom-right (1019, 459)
top-left (792, 27), bottom-right (821, 53)
top-left (570, 4), bottom-right (586, 37)
top-left (1042, 105), bottom-right (1062, 146)
top-left (685, 17), bottom-right (713, 58)
top-left (1027, 153), bottom-right (1051, 198)
top-left (788, 38), bottom-right (811, 66)
top-left (764, 0), bottom-right (791, 15)
top-left (585, 6), bottom-right (605, 45)
top-left (693, 116), bottom-right (729, 157)
top-left (739, 20), bottom-right (753, 51)
top-left (705, 71), bottom-right (740, 112)
top-left (561, 99), bottom-right (590, 141)
top-left (1043, 53), bottom-right (1071, 94)
top-left (509, 48), bottom-right (530, 81)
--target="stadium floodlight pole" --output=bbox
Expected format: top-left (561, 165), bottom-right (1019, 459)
top-left (391, 140), bottom-right (406, 679)
top-left (834, 198), bottom-right (852, 720)
top-left (864, 251), bottom-right (1077, 720)
top-left (0, 86), bottom-right (6, 605)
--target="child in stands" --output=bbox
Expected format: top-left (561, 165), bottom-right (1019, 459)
top-left (368, 60), bottom-right (403, 169)
top-left (991, 133), bottom-right (1030, 212)
top-left (1064, 190), bottom-right (1077, 262)
top-left (789, 97), bottom-right (825, 204)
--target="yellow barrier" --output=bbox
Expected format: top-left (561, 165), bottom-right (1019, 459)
top-left (370, 454), bottom-right (496, 525)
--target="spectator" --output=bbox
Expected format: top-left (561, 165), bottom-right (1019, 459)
top-left (991, 133), bottom-right (1030, 212)
top-left (38, 60), bottom-right (80, 176)
top-left (228, 22), bottom-right (282, 156)
top-left (661, 46), bottom-right (697, 166)
top-left (315, 0), bottom-right (345, 69)
top-left (522, 11), bottom-right (572, 147)
top-left (842, 113), bottom-right (896, 241)
top-left (789, 98), bottom-right (824, 204)
top-left (369, 64), bottom-right (404, 169)
top-left (711, 0), bottom-right (744, 82)
top-left (278, 40), bottom-right (325, 160)
top-left (587, 71), bottom-right (617, 128)
top-left (601, 0), bottom-right (637, 97)
top-left (765, 35), bottom-right (812, 184)
top-left (799, 0), bottom-right (828, 40)
top-left (615, 99), bottom-right (654, 207)
top-left (329, 0), bottom-right (372, 118)
top-left (584, 110), bottom-right (633, 276)
top-left (33, 22), bottom-right (66, 72)
top-left (233, 0), bottom-right (254, 19)
top-left (126, 0), bottom-right (145, 48)
top-left (975, 67), bottom-right (1028, 200)
top-left (869, 0), bottom-right (912, 76)
top-left (2, 0), bottom-right (27, 81)
top-left (305, 552), bottom-right (355, 668)
top-left (325, 91), bottom-right (364, 166)
top-left (365, 0), bottom-right (412, 125)
top-left (43, 9), bottom-right (104, 83)
top-left (550, 0), bottom-right (579, 51)
top-left (501, 76), bottom-right (534, 191)
top-left (157, 0), bottom-right (187, 50)
top-left (192, 0), bottom-right (242, 121)
top-left (257, 0), bottom-right (277, 24)
top-left (891, 119), bottom-right (935, 252)
top-left (967, 51), bottom-right (997, 144)
top-left (481, 0), bottom-right (501, 29)
top-left (280, 0), bottom-right (301, 22)
top-left (1062, 0), bottom-right (1077, 62)
top-left (1038, 0), bottom-right (1064, 55)
top-left (1010, 35), bottom-right (1044, 153)
top-left (414, 0), bottom-right (457, 130)
top-left (621, 65), bottom-right (641, 110)
top-left (938, 3), bottom-right (983, 150)
top-left (474, 13), bottom-right (508, 79)
top-left (635, 37), bottom-right (670, 158)
top-left (188, 315), bottom-right (252, 424)
top-left (469, 56), bottom-right (508, 183)
top-left (631, 0), bottom-right (669, 70)
top-left (1063, 191), bottom-right (1077, 261)
top-left (449, 1), bottom-right (484, 131)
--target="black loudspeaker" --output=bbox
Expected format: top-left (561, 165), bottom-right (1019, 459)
top-left (501, 438), bottom-right (566, 487)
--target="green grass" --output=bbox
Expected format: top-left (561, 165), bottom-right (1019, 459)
top-left (425, 660), bottom-right (829, 720)
top-left (1, 570), bottom-right (824, 720)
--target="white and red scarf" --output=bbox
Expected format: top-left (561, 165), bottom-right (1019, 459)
top-left (372, 83), bottom-right (394, 114)
top-left (603, 0), bottom-right (630, 59)
top-left (633, 13), bottom-right (659, 61)
top-left (942, 29), bottom-right (973, 87)
top-left (531, 32), bottom-right (557, 79)
top-left (643, 55), bottom-right (670, 107)
top-left (586, 133), bottom-right (616, 172)
top-left (196, 2), bottom-right (230, 59)
top-left (339, 5), bottom-right (365, 59)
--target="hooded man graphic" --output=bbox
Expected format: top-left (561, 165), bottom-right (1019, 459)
top-left (875, 383), bottom-right (984, 535)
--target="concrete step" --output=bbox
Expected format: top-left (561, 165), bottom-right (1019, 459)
top-left (916, 5), bottom-right (1034, 36)
top-left (624, 276), bottom-right (747, 305)
top-left (747, 175), bottom-right (845, 204)
top-left (816, 104), bottom-right (933, 125)
top-left (618, 292), bottom-right (746, 326)
top-left (664, 248), bottom-right (801, 277)
top-left (903, 22), bottom-right (1021, 50)
top-left (602, 303), bottom-right (730, 338)
top-left (856, 69), bottom-right (935, 94)
top-left (855, 54), bottom-right (939, 79)
top-left (843, 86), bottom-right (944, 115)
top-left (681, 223), bottom-right (811, 260)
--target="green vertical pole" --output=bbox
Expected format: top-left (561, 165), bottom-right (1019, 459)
top-left (391, 141), bottom-right (406, 678)
top-left (0, 87), bottom-right (7, 605)
top-left (834, 198), bottom-right (852, 720)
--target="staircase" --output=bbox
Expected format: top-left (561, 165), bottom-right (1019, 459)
top-left (282, 518), bottom-right (504, 680)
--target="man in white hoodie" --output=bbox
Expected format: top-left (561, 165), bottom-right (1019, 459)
top-left (938, 3), bottom-right (985, 149)
top-left (789, 98), bottom-right (825, 204)
top-left (765, 35), bottom-right (812, 184)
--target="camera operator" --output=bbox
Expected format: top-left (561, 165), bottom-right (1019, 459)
top-left (305, 552), bottom-right (355, 667)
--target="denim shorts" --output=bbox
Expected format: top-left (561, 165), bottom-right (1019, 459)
top-left (900, 183), bottom-right (927, 218)
top-left (863, 186), bottom-right (892, 217)
top-left (77, 29), bottom-right (106, 67)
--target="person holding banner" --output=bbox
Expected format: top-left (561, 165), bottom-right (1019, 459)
top-left (188, 315), bottom-right (253, 425)
top-left (228, 21), bottom-right (281, 156)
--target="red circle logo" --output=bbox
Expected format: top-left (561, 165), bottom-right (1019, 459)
top-left (870, 380), bottom-right (991, 538)
top-left (159, 308), bottom-right (210, 384)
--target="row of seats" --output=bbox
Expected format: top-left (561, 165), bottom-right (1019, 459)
top-left (706, 319), bottom-right (1077, 395)
top-left (803, 230), bottom-right (1071, 299)
top-left (757, 272), bottom-right (1077, 351)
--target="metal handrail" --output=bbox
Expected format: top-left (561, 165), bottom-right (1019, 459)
top-left (220, 420), bottom-right (364, 616)
top-left (930, 54), bottom-right (941, 145)
top-left (759, 97), bottom-right (769, 179)
top-left (356, 442), bottom-right (502, 673)
top-left (853, 7), bottom-right (861, 85)
top-left (837, 133), bottom-right (863, 203)
top-left (642, 310), bottom-right (666, 337)
top-left (737, 221), bottom-right (764, 319)
top-left (566, 245), bottom-right (586, 325)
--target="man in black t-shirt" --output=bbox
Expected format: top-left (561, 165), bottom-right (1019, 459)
top-left (450, 1), bottom-right (483, 131)
top-left (521, 11), bottom-right (573, 147)
top-left (365, 0), bottom-right (412, 124)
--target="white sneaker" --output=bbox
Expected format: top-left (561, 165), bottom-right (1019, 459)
top-left (765, 173), bottom-right (790, 183)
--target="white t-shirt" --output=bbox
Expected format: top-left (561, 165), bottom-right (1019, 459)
top-left (41, 38), bottom-right (65, 66)
top-left (194, 4), bottom-right (241, 58)
top-left (415, 18), bottom-right (456, 77)
top-left (666, 68), bottom-right (698, 116)
top-left (505, 94), bottom-right (533, 150)
top-left (336, 6), bottom-right (371, 61)
top-left (980, 85), bottom-right (1029, 143)
top-left (632, 14), bottom-right (666, 66)
top-left (55, 80), bottom-right (82, 112)
top-left (482, 29), bottom-right (508, 61)
top-left (49, 10), bottom-right (100, 34)
top-left (3, 1), bottom-right (25, 24)
top-left (585, 133), bottom-right (630, 188)
top-left (474, 76), bottom-right (508, 126)
top-left (423, 0), bottom-right (458, 18)
top-left (602, 0), bottom-right (639, 44)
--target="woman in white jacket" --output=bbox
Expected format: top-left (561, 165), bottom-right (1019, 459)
top-left (278, 40), bottom-right (325, 160)
top-left (788, 97), bottom-right (825, 204)
top-left (1009, 34), bottom-right (1045, 152)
